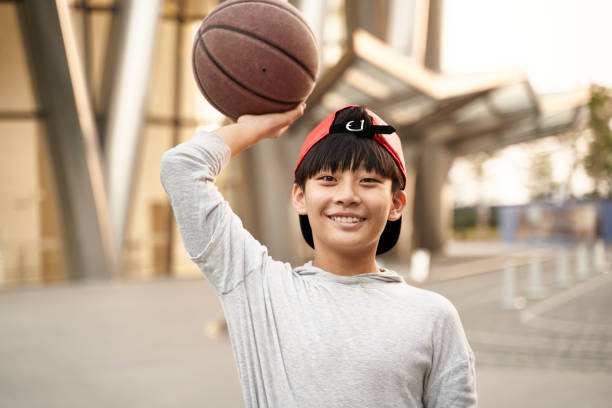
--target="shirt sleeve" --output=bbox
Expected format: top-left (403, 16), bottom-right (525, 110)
top-left (160, 130), bottom-right (271, 295)
top-left (423, 297), bottom-right (477, 407)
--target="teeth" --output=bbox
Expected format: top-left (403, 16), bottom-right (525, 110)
top-left (330, 216), bottom-right (364, 223)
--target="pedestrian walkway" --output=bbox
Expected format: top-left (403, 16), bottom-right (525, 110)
top-left (418, 242), bottom-right (612, 407)
top-left (435, 269), bottom-right (612, 372)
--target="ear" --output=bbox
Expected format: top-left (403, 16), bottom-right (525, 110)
top-left (292, 184), bottom-right (307, 215)
top-left (388, 190), bottom-right (406, 221)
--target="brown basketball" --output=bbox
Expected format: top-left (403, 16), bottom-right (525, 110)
top-left (192, 0), bottom-right (319, 121)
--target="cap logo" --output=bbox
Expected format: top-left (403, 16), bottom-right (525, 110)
top-left (329, 120), bottom-right (396, 139)
top-left (345, 120), bottom-right (364, 132)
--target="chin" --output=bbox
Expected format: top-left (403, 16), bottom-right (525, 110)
top-left (325, 238), bottom-right (378, 255)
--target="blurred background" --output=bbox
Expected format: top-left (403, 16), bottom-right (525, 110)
top-left (1, 0), bottom-right (611, 406)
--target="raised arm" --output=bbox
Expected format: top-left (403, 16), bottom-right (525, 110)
top-left (160, 104), bottom-right (304, 294)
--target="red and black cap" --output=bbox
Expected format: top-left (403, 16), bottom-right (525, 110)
top-left (294, 105), bottom-right (406, 255)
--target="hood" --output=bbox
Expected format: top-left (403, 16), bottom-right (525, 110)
top-left (294, 261), bottom-right (404, 285)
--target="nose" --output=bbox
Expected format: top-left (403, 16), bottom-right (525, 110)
top-left (334, 179), bottom-right (361, 206)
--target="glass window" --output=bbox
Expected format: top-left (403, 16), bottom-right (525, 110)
top-left (147, 19), bottom-right (178, 119)
top-left (0, 3), bottom-right (37, 113)
top-left (0, 121), bottom-right (67, 284)
top-left (123, 124), bottom-right (174, 278)
top-left (0, 3), bottom-right (67, 285)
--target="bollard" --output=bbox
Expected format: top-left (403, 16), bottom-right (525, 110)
top-left (526, 252), bottom-right (545, 299)
top-left (593, 239), bottom-right (606, 274)
top-left (501, 259), bottom-right (524, 310)
top-left (576, 243), bottom-right (589, 281)
top-left (410, 249), bottom-right (430, 283)
top-left (556, 247), bottom-right (570, 288)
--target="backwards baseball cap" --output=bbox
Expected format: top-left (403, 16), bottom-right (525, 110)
top-left (294, 105), bottom-right (406, 255)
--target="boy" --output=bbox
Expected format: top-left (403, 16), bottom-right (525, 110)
top-left (160, 104), bottom-right (476, 407)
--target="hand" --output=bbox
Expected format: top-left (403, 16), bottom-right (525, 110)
top-left (237, 103), bottom-right (306, 140)
top-left (215, 103), bottom-right (306, 158)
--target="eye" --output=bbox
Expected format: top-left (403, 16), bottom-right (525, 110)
top-left (318, 175), bottom-right (336, 182)
top-left (361, 177), bottom-right (380, 184)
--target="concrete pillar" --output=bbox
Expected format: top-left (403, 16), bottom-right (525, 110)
top-left (386, 0), bottom-right (431, 63)
top-left (413, 141), bottom-right (454, 252)
top-left (345, 0), bottom-right (391, 42)
top-left (104, 0), bottom-right (163, 269)
top-left (297, 0), bottom-right (327, 53)
top-left (389, 164), bottom-right (417, 259)
top-left (242, 138), bottom-right (298, 262)
top-left (424, 0), bottom-right (441, 71)
top-left (17, 0), bottom-right (113, 279)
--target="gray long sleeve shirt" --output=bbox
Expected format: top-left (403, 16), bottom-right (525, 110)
top-left (160, 131), bottom-right (477, 407)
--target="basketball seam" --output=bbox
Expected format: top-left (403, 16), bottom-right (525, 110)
top-left (205, 0), bottom-right (318, 46)
top-left (192, 33), bottom-right (232, 118)
top-left (198, 37), bottom-right (302, 106)
top-left (202, 24), bottom-right (316, 81)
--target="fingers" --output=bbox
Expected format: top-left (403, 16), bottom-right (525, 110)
top-left (276, 104), bottom-right (305, 134)
top-left (237, 103), bottom-right (305, 127)
top-left (271, 103), bottom-right (306, 128)
top-left (290, 102), bottom-right (306, 121)
top-left (284, 102), bottom-right (306, 126)
top-left (234, 103), bottom-right (306, 140)
top-left (254, 103), bottom-right (305, 138)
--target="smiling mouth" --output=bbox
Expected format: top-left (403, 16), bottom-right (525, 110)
top-left (327, 215), bottom-right (366, 224)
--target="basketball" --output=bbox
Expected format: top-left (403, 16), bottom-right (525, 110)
top-left (192, 0), bottom-right (320, 120)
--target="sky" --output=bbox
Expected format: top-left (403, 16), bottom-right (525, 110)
top-left (440, 0), bottom-right (611, 206)
top-left (442, 0), bottom-right (612, 94)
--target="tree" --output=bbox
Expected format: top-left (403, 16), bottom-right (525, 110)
top-left (583, 84), bottom-right (612, 198)
top-left (556, 129), bottom-right (584, 200)
top-left (527, 149), bottom-right (558, 200)
top-left (465, 151), bottom-right (494, 237)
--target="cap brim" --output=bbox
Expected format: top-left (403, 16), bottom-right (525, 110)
top-left (299, 214), bottom-right (401, 256)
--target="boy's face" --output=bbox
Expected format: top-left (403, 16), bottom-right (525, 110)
top-left (292, 167), bottom-right (406, 256)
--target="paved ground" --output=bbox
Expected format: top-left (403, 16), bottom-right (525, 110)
top-left (0, 279), bottom-right (244, 407)
top-left (1, 243), bottom-right (611, 407)
top-left (423, 264), bottom-right (612, 407)
top-left (412, 244), bottom-right (612, 407)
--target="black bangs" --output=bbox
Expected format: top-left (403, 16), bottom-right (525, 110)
top-left (294, 133), bottom-right (403, 191)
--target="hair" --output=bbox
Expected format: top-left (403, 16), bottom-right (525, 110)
top-left (294, 106), bottom-right (403, 192)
